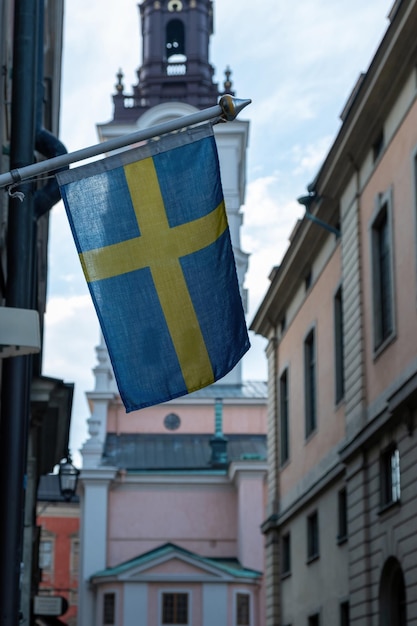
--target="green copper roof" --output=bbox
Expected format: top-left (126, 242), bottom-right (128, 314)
top-left (92, 542), bottom-right (262, 581)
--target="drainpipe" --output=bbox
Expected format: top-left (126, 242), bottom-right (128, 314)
top-left (34, 128), bottom-right (67, 218)
top-left (0, 1), bottom-right (38, 625)
top-left (297, 192), bottom-right (341, 238)
top-left (34, 0), bottom-right (67, 219)
top-left (0, 0), bottom-right (67, 620)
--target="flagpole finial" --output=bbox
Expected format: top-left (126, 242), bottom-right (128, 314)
top-left (219, 95), bottom-right (251, 121)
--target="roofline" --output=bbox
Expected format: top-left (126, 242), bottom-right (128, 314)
top-left (251, 0), bottom-right (417, 337)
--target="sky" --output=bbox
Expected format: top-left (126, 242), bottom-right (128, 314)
top-left (42, 0), bottom-right (394, 466)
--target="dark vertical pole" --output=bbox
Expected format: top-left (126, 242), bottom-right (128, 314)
top-left (0, 0), bottom-right (38, 624)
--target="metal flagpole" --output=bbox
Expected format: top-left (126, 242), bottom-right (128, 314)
top-left (0, 95), bottom-right (251, 190)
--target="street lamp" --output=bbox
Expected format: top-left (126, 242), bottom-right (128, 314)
top-left (58, 453), bottom-right (80, 501)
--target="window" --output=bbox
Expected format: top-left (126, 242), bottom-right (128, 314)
top-left (280, 369), bottom-right (289, 464)
top-left (373, 130), bottom-right (384, 162)
top-left (380, 446), bottom-right (401, 508)
top-left (305, 270), bottom-right (312, 291)
top-left (69, 588), bottom-right (78, 607)
top-left (337, 488), bottom-right (348, 543)
top-left (371, 194), bottom-right (394, 351)
top-left (38, 539), bottom-right (53, 571)
top-left (308, 614), bottom-right (320, 626)
top-left (334, 286), bottom-right (345, 404)
top-left (70, 537), bottom-right (79, 576)
top-left (307, 511), bottom-right (319, 562)
top-left (340, 600), bottom-right (350, 626)
top-left (162, 593), bottom-right (188, 625)
top-left (236, 593), bottom-right (250, 626)
top-left (304, 328), bottom-right (317, 437)
top-left (103, 593), bottom-right (115, 625)
top-left (281, 532), bottom-right (291, 576)
top-left (166, 19), bottom-right (185, 57)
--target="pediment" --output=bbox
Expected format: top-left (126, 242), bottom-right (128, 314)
top-left (91, 543), bottom-right (261, 585)
top-left (121, 548), bottom-right (231, 582)
top-left (143, 556), bottom-right (207, 577)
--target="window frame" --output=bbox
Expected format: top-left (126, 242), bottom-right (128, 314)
top-left (308, 613), bottom-right (320, 626)
top-left (233, 590), bottom-right (253, 626)
top-left (281, 532), bottom-right (291, 577)
top-left (70, 536), bottom-right (79, 577)
top-left (103, 591), bottom-right (116, 626)
top-left (159, 590), bottom-right (191, 626)
top-left (413, 150), bottom-right (417, 303)
top-left (279, 367), bottom-right (290, 465)
top-left (38, 536), bottom-right (54, 573)
top-left (340, 600), bottom-right (350, 626)
top-left (307, 510), bottom-right (319, 563)
top-left (334, 285), bottom-right (345, 405)
top-left (380, 445), bottom-right (401, 511)
top-left (337, 487), bottom-right (348, 544)
top-left (304, 326), bottom-right (317, 438)
top-left (370, 189), bottom-right (396, 354)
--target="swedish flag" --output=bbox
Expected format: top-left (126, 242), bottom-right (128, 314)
top-left (57, 125), bottom-right (250, 411)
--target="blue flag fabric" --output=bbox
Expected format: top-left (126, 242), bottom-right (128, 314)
top-left (57, 125), bottom-right (250, 412)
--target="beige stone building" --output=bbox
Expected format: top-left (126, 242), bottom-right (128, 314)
top-left (252, 1), bottom-right (417, 624)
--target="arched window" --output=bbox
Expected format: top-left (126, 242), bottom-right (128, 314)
top-left (166, 19), bottom-right (185, 60)
top-left (379, 557), bottom-right (406, 626)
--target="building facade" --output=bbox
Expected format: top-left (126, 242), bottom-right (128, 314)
top-left (0, 1), bottom-right (73, 624)
top-left (80, 366), bottom-right (267, 626)
top-left (252, 1), bottom-right (417, 625)
top-left (37, 475), bottom-right (80, 626)
top-left (77, 1), bottom-right (268, 625)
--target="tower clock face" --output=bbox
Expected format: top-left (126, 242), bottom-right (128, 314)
top-left (168, 0), bottom-right (183, 11)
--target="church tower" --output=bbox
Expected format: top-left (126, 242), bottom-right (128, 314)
top-left (78, 4), bottom-right (267, 625)
top-left (98, 0), bottom-right (249, 387)
top-left (115, 0), bottom-right (223, 116)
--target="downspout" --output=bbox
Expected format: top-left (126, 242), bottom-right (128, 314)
top-left (0, 1), bottom-right (67, 624)
top-left (34, 128), bottom-right (67, 218)
top-left (34, 0), bottom-right (67, 219)
top-left (297, 192), bottom-right (341, 238)
top-left (0, 0), bottom-right (38, 624)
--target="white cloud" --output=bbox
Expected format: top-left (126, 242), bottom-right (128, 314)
top-left (291, 135), bottom-right (333, 176)
top-left (43, 294), bottom-right (99, 461)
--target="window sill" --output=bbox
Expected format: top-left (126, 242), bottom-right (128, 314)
top-left (280, 458), bottom-right (290, 470)
top-left (280, 570), bottom-right (292, 580)
top-left (337, 535), bottom-right (348, 546)
top-left (378, 499), bottom-right (401, 516)
top-left (306, 554), bottom-right (320, 565)
top-left (304, 429), bottom-right (317, 445)
top-left (373, 331), bottom-right (396, 361)
top-left (334, 396), bottom-right (345, 411)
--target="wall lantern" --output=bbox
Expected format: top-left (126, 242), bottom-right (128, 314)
top-left (58, 453), bottom-right (80, 501)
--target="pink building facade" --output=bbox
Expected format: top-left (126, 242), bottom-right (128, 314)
top-left (252, 2), bottom-right (417, 624)
top-left (79, 357), bottom-right (267, 626)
